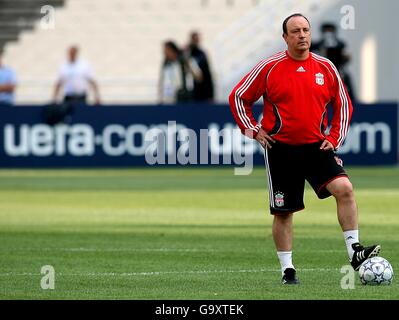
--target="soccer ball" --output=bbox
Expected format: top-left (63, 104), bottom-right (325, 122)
top-left (358, 257), bottom-right (394, 285)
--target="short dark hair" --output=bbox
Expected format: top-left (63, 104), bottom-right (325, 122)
top-left (282, 13), bottom-right (310, 34)
top-left (164, 40), bottom-right (180, 55)
top-left (321, 22), bottom-right (336, 32)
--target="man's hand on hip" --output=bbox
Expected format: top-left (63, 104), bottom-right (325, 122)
top-left (255, 127), bottom-right (276, 149)
top-left (320, 139), bottom-right (334, 151)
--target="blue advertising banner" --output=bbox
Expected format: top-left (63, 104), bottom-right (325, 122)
top-left (336, 103), bottom-right (398, 165)
top-left (0, 103), bottom-right (397, 167)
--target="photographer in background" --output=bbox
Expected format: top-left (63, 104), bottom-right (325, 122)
top-left (158, 40), bottom-right (202, 104)
top-left (312, 23), bottom-right (356, 102)
top-left (185, 31), bottom-right (214, 103)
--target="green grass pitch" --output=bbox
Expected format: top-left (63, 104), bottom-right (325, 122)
top-left (0, 166), bottom-right (398, 299)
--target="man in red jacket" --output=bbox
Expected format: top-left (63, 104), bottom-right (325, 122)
top-left (229, 13), bottom-right (380, 284)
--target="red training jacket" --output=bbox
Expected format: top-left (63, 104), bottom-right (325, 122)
top-left (229, 51), bottom-right (353, 149)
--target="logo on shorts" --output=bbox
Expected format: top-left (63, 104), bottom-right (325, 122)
top-left (274, 192), bottom-right (285, 207)
top-left (334, 155), bottom-right (344, 167)
top-left (315, 73), bottom-right (324, 85)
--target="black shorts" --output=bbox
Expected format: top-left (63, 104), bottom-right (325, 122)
top-left (264, 141), bottom-right (347, 215)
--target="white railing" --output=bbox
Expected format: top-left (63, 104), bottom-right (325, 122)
top-left (15, 77), bottom-right (158, 105)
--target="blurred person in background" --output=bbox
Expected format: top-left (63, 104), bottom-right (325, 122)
top-left (158, 40), bottom-right (202, 104)
top-left (52, 45), bottom-right (101, 106)
top-left (185, 31), bottom-right (214, 102)
top-left (0, 51), bottom-right (17, 107)
top-left (311, 23), bottom-right (356, 102)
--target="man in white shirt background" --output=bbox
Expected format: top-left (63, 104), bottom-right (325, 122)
top-left (53, 45), bottom-right (101, 106)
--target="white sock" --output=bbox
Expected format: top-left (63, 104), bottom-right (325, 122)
top-left (343, 230), bottom-right (359, 259)
top-left (277, 251), bottom-right (295, 275)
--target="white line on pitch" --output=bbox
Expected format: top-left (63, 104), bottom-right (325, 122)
top-left (0, 247), bottom-right (343, 253)
top-left (2, 247), bottom-right (222, 253)
top-left (0, 267), bottom-right (339, 277)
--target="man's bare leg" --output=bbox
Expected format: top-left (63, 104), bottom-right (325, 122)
top-left (327, 176), bottom-right (380, 268)
top-left (273, 213), bottom-right (295, 273)
top-left (273, 213), bottom-right (294, 251)
top-left (327, 177), bottom-right (359, 259)
top-left (326, 177), bottom-right (358, 231)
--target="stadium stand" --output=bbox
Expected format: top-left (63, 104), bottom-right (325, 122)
top-left (1, 0), bottom-right (335, 105)
top-left (0, 0), bottom-right (65, 51)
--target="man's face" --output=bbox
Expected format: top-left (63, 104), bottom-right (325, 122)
top-left (68, 47), bottom-right (78, 62)
top-left (164, 45), bottom-right (177, 61)
top-left (283, 16), bottom-right (311, 52)
top-left (190, 33), bottom-right (200, 46)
